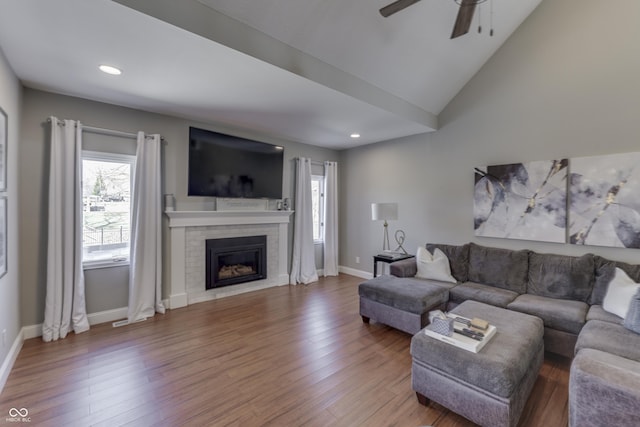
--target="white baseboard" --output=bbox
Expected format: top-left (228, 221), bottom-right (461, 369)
top-left (339, 265), bottom-right (372, 279)
top-left (169, 293), bottom-right (188, 309)
top-left (22, 324), bottom-right (42, 340)
top-left (88, 307), bottom-right (128, 325)
top-left (21, 306), bottom-right (131, 341)
top-left (0, 329), bottom-right (24, 394)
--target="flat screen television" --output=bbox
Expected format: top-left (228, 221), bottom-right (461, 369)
top-left (188, 127), bottom-right (284, 199)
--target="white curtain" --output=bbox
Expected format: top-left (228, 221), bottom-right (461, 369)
top-left (128, 132), bottom-right (165, 323)
top-left (323, 161), bottom-right (339, 276)
top-left (290, 157), bottom-right (319, 285)
top-left (43, 117), bottom-right (90, 342)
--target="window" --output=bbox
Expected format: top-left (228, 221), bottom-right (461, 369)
top-left (82, 151), bottom-right (135, 268)
top-left (311, 175), bottom-right (324, 242)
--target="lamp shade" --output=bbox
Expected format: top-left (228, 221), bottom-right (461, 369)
top-left (371, 203), bottom-right (398, 221)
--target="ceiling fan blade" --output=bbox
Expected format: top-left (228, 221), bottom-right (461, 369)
top-left (451, 0), bottom-right (477, 39)
top-left (379, 0), bottom-right (423, 18)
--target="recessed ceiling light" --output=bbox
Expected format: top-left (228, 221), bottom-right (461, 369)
top-left (350, 133), bottom-right (361, 139)
top-left (99, 64), bottom-right (122, 75)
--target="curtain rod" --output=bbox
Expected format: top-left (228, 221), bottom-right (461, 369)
top-left (295, 157), bottom-right (326, 166)
top-left (46, 118), bottom-right (164, 141)
top-left (84, 125), bottom-right (138, 140)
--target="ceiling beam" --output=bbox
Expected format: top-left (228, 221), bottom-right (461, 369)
top-left (112, 0), bottom-right (438, 132)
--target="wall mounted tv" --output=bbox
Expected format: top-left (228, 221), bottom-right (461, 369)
top-left (188, 127), bottom-right (284, 199)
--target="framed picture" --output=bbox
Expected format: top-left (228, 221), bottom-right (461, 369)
top-left (0, 106), bottom-right (6, 191)
top-left (0, 197), bottom-right (6, 278)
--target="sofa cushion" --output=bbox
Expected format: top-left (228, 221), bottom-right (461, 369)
top-left (624, 288), bottom-right (640, 334)
top-left (591, 257), bottom-right (640, 305)
top-left (527, 252), bottom-right (594, 302)
top-left (576, 320), bottom-right (640, 363)
top-left (358, 275), bottom-right (450, 314)
top-left (389, 257), bottom-right (417, 278)
top-left (415, 247), bottom-right (456, 283)
top-left (449, 281), bottom-right (519, 308)
top-left (569, 348), bottom-right (640, 427)
top-left (507, 294), bottom-right (588, 335)
top-left (467, 243), bottom-right (529, 293)
top-left (586, 305), bottom-right (623, 324)
top-left (426, 243), bottom-right (469, 282)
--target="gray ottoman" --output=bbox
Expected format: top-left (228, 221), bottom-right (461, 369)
top-left (411, 300), bottom-right (544, 427)
top-left (358, 275), bottom-right (451, 334)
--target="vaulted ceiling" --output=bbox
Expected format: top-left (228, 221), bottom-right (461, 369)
top-left (0, 0), bottom-right (541, 148)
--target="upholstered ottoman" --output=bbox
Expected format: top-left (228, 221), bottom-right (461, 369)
top-left (411, 300), bottom-right (544, 427)
top-left (358, 275), bottom-right (451, 334)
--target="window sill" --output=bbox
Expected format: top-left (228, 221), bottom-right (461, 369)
top-left (83, 260), bottom-right (130, 271)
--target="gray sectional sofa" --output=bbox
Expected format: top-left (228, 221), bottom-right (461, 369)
top-left (387, 242), bottom-right (640, 426)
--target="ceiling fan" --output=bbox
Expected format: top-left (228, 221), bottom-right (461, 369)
top-left (380, 0), bottom-right (481, 39)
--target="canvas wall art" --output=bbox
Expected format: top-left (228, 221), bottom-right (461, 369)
top-left (569, 152), bottom-right (640, 248)
top-left (474, 159), bottom-right (568, 243)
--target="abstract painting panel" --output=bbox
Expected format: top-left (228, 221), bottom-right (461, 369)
top-left (474, 159), bottom-right (568, 243)
top-left (569, 152), bottom-right (640, 248)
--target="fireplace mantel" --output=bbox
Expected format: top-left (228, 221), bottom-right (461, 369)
top-left (165, 210), bottom-right (293, 308)
top-left (166, 210), bottom-right (293, 227)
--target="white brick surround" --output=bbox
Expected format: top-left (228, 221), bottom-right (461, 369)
top-left (165, 210), bottom-right (293, 308)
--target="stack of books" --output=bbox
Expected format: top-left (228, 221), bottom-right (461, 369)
top-left (376, 251), bottom-right (408, 260)
top-left (424, 314), bottom-right (496, 353)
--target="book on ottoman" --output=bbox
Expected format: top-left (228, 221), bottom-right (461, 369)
top-left (424, 314), bottom-right (496, 353)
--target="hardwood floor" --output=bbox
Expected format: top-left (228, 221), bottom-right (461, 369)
top-left (1, 274), bottom-right (570, 426)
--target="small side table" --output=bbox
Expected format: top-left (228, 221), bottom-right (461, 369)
top-left (373, 254), bottom-right (414, 277)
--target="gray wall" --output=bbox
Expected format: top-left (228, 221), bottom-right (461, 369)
top-left (0, 47), bottom-right (21, 375)
top-left (340, 0), bottom-right (640, 274)
top-left (19, 89), bottom-right (339, 326)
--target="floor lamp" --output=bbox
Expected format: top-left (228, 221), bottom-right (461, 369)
top-left (371, 202), bottom-right (398, 251)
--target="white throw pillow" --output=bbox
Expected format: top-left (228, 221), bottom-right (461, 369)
top-left (415, 247), bottom-right (457, 283)
top-left (603, 267), bottom-right (640, 318)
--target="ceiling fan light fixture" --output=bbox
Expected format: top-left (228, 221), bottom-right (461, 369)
top-left (453, 0), bottom-right (487, 5)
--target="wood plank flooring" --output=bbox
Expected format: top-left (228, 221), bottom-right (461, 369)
top-left (0, 274), bottom-right (570, 426)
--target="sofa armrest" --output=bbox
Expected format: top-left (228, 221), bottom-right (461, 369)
top-left (390, 258), bottom-right (417, 277)
top-left (569, 348), bottom-right (640, 427)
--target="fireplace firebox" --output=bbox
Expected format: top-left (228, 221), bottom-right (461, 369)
top-left (206, 235), bottom-right (267, 289)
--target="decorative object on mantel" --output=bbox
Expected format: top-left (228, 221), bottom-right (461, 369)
top-left (371, 202), bottom-right (398, 251)
top-left (216, 197), bottom-right (269, 211)
top-left (164, 194), bottom-right (175, 211)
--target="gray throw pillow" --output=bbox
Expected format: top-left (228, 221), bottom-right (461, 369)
top-left (624, 287), bottom-right (640, 334)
